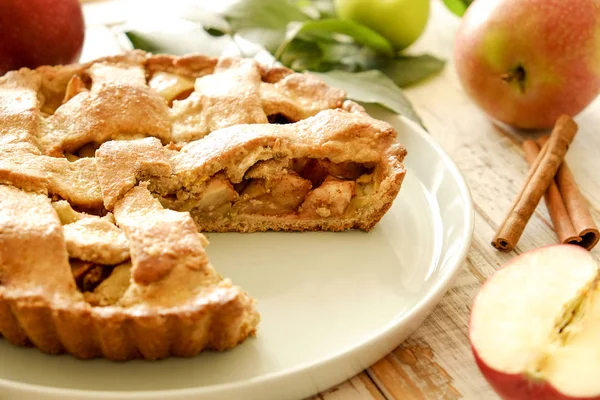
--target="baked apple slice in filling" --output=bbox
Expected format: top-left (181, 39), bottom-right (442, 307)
top-left (96, 107), bottom-right (406, 232)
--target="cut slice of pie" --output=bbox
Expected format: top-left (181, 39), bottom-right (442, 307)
top-left (0, 50), bottom-right (407, 360)
top-left (0, 184), bottom-right (259, 360)
top-left (95, 103), bottom-right (406, 233)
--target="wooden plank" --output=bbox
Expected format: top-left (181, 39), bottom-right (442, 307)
top-left (367, 338), bottom-right (461, 400)
top-left (307, 373), bottom-right (386, 400)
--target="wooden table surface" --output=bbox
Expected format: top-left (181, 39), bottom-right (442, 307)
top-left (81, 1), bottom-right (600, 399)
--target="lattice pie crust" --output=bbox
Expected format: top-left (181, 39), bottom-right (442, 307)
top-left (0, 51), bottom-right (406, 360)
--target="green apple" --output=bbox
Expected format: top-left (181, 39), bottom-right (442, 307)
top-left (333, 0), bottom-right (430, 51)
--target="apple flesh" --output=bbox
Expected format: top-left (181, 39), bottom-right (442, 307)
top-left (470, 245), bottom-right (600, 399)
top-left (0, 0), bottom-right (85, 75)
top-left (333, 0), bottom-right (430, 51)
top-left (454, 0), bottom-right (600, 130)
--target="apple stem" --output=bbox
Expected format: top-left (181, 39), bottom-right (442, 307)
top-left (501, 65), bottom-right (527, 93)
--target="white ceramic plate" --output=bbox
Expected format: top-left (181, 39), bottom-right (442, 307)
top-left (0, 106), bottom-right (474, 400)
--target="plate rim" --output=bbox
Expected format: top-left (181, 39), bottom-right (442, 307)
top-left (0, 112), bottom-right (475, 399)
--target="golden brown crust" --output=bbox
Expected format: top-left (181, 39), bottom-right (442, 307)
top-left (0, 185), bottom-right (79, 295)
top-left (0, 50), bottom-right (406, 360)
top-left (0, 291), bottom-right (259, 360)
top-left (146, 53), bottom-right (218, 78)
top-left (0, 148), bottom-right (103, 208)
top-left (0, 184), bottom-right (259, 360)
top-left (260, 73), bottom-right (345, 121)
top-left (63, 216), bottom-right (130, 265)
top-left (113, 185), bottom-right (210, 288)
top-left (172, 108), bottom-right (403, 179)
top-left (170, 57), bottom-right (269, 142)
top-left (94, 108), bottom-right (406, 232)
top-left (96, 137), bottom-right (172, 209)
top-left (258, 64), bottom-right (295, 83)
top-left (41, 79), bottom-right (171, 156)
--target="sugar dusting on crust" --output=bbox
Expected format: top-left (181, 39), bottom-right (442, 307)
top-left (0, 50), bottom-right (405, 360)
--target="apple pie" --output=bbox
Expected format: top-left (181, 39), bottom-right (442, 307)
top-left (0, 50), bottom-right (407, 360)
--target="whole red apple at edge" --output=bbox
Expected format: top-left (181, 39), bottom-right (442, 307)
top-left (469, 244), bottom-right (600, 400)
top-left (454, 0), bottom-right (600, 130)
top-left (0, 0), bottom-right (85, 76)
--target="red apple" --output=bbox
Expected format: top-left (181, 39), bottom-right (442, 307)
top-left (0, 0), bottom-right (85, 75)
top-left (470, 244), bottom-right (600, 399)
top-left (454, 0), bottom-right (600, 130)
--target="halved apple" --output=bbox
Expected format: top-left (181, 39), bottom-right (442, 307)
top-left (469, 245), bottom-right (600, 400)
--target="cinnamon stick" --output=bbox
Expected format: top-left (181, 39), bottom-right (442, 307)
top-left (536, 136), bottom-right (599, 250)
top-left (523, 140), bottom-right (580, 245)
top-left (491, 115), bottom-right (578, 252)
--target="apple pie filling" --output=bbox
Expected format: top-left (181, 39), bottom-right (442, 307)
top-left (55, 157), bottom-right (377, 305)
top-left (64, 142), bottom-right (101, 161)
top-left (71, 260), bottom-right (119, 292)
top-left (149, 157), bottom-right (377, 222)
top-left (148, 71), bottom-right (195, 105)
top-left (38, 71), bottom-right (92, 116)
top-left (71, 260), bottom-right (132, 307)
top-left (267, 113), bottom-right (293, 124)
top-left (52, 200), bottom-right (133, 306)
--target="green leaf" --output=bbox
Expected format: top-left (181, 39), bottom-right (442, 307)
top-left (279, 39), bottom-right (325, 71)
top-left (220, 0), bottom-right (311, 52)
top-left (125, 21), bottom-right (238, 57)
top-left (279, 34), bottom-right (382, 73)
top-left (232, 27), bottom-right (286, 53)
top-left (294, 0), bottom-right (336, 19)
top-left (310, 70), bottom-right (424, 127)
top-left (223, 0), bottom-right (311, 30)
top-left (276, 18), bottom-right (394, 59)
top-left (380, 54), bottom-right (445, 88)
top-left (178, 5), bottom-right (232, 34)
top-left (317, 41), bottom-right (380, 72)
top-left (442, 0), bottom-right (473, 16)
